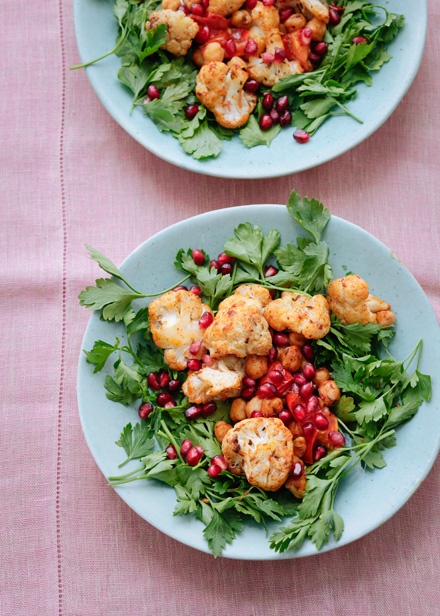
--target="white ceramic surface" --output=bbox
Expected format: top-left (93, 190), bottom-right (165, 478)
top-left (77, 205), bottom-right (440, 559)
top-left (73, 0), bottom-right (427, 178)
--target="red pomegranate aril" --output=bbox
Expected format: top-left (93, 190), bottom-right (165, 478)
top-left (167, 379), bottom-right (181, 393)
top-left (303, 422), bottom-right (314, 439)
top-left (138, 401), bottom-right (154, 420)
top-left (187, 359), bottom-right (202, 371)
top-left (210, 259), bottom-right (221, 271)
top-left (300, 381), bottom-right (315, 399)
top-left (184, 405), bottom-right (203, 420)
top-left (192, 248), bottom-right (205, 265)
top-left (173, 285), bottom-right (188, 291)
top-left (275, 95), bottom-right (289, 113)
top-left (268, 346), bottom-right (278, 362)
top-left (290, 382), bottom-right (300, 394)
top-left (195, 25), bottom-right (210, 45)
top-left (259, 114), bottom-right (273, 131)
top-left (352, 35), bottom-right (369, 44)
top-left (245, 0), bottom-right (257, 9)
top-left (202, 401), bottom-right (217, 416)
top-left (243, 375), bottom-right (257, 388)
top-left (190, 284), bottom-right (202, 295)
top-left (315, 412), bottom-right (329, 430)
top-left (220, 262), bottom-right (233, 275)
top-left (191, 3), bottom-right (205, 16)
top-left (245, 38), bottom-right (258, 55)
top-left (278, 409), bottom-right (292, 425)
top-left (273, 333), bottom-right (289, 347)
top-left (262, 93), bottom-right (274, 111)
top-left (257, 383), bottom-right (277, 399)
top-left (177, 4), bottom-right (189, 13)
top-left (262, 0), bottom-right (275, 5)
top-left (185, 104), bottom-right (200, 121)
top-left (147, 372), bottom-right (161, 390)
top-left (207, 464), bottom-right (222, 478)
top-left (262, 52), bottom-right (275, 64)
top-left (225, 38), bottom-right (237, 56)
top-left (251, 410), bottom-right (264, 417)
top-left (302, 362), bottom-right (316, 381)
top-left (291, 461), bottom-right (303, 478)
top-left (166, 444), bottom-right (177, 459)
top-left (302, 344), bottom-right (315, 361)
top-left (314, 42), bottom-right (328, 55)
top-left (279, 110), bottom-right (292, 127)
top-left (293, 129), bottom-right (310, 144)
top-left (211, 455), bottom-right (228, 470)
top-left (159, 371), bottom-right (170, 389)
top-left (180, 439), bottom-right (193, 457)
top-left (186, 446), bottom-right (204, 466)
top-left (329, 7), bottom-right (341, 25)
top-left (270, 108), bottom-right (280, 123)
top-left (268, 369), bottom-right (284, 385)
top-left (199, 311), bottom-right (214, 329)
top-left (314, 445), bottom-right (327, 461)
top-left (202, 353), bottom-right (214, 366)
top-left (156, 392), bottom-right (173, 407)
top-left (293, 404), bottom-right (306, 423)
top-left (328, 431), bottom-right (346, 447)
top-left (293, 373), bottom-right (307, 387)
top-left (218, 252), bottom-right (236, 265)
top-left (300, 27), bottom-right (313, 45)
top-left (189, 340), bottom-right (202, 355)
top-left (309, 52), bottom-right (321, 63)
top-left (147, 84), bottom-right (160, 100)
top-left (306, 395), bottom-right (320, 414)
top-left (264, 265), bottom-right (278, 277)
top-left (279, 7), bottom-right (293, 22)
top-left (274, 47), bottom-right (285, 63)
top-left (242, 386), bottom-right (256, 400)
top-left (244, 78), bottom-right (259, 93)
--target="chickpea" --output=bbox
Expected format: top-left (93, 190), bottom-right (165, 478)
top-left (192, 48), bottom-right (204, 67)
top-left (202, 42), bottom-right (225, 63)
top-left (288, 331), bottom-right (306, 346)
top-left (279, 345), bottom-right (303, 372)
top-left (214, 420), bottom-right (232, 444)
top-left (162, 0), bottom-right (181, 8)
top-left (261, 397), bottom-right (283, 417)
top-left (284, 13), bottom-right (307, 32)
top-left (245, 396), bottom-right (262, 418)
top-left (287, 420), bottom-right (304, 439)
top-left (314, 366), bottom-right (331, 386)
top-left (231, 10), bottom-right (252, 28)
top-left (306, 17), bottom-right (326, 41)
top-left (293, 436), bottom-right (307, 458)
top-left (245, 355), bottom-right (268, 379)
top-left (318, 379), bottom-right (341, 406)
top-left (230, 398), bottom-right (247, 423)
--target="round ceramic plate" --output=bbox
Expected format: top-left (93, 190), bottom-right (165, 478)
top-left (77, 205), bottom-right (440, 559)
top-left (72, 0), bottom-right (427, 178)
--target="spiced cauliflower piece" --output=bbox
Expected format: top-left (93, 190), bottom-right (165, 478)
top-left (148, 289), bottom-right (213, 370)
top-left (146, 9), bottom-right (199, 56)
top-left (182, 356), bottom-right (245, 404)
top-left (196, 57), bottom-right (257, 129)
top-left (203, 285), bottom-right (272, 358)
top-left (222, 417), bottom-right (294, 491)
top-left (264, 291), bottom-right (331, 339)
top-left (326, 274), bottom-right (396, 326)
top-left (248, 2), bottom-right (280, 55)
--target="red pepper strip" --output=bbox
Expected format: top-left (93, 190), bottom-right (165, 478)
top-left (286, 391), bottom-right (302, 414)
top-left (191, 12), bottom-right (231, 29)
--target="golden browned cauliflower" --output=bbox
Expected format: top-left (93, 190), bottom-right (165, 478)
top-left (326, 274), bottom-right (396, 326)
top-left (221, 417), bottom-right (294, 491)
top-left (247, 55), bottom-right (303, 87)
top-left (297, 0), bottom-right (329, 23)
top-left (221, 283), bottom-right (272, 310)
top-left (203, 285), bottom-right (272, 358)
top-left (182, 356), bottom-right (245, 404)
top-left (148, 289), bottom-right (213, 370)
top-left (146, 9), bottom-right (199, 56)
top-left (264, 291), bottom-right (331, 339)
top-left (248, 3), bottom-right (280, 55)
top-left (195, 57), bottom-right (257, 129)
top-left (209, 0), bottom-right (246, 16)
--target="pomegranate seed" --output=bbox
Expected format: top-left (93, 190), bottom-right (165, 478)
top-left (251, 410), bottom-right (264, 417)
top-left (201, 0), bottom-right (209, 7)
top-left (173, 285), bottom-right (188, 291)
top-left (268, 369), bottom-right (284, 385)
top-left (262, 0), bottom-right (275, 5)
top-left (138, 401), bottom-right (153, 420)
top-left (291, 461), bottom-right (303, 478)
top-left (244, 78), bottom-right (259, 93)
top-left (190, 285), bottom-right (202, 295)
top-left (262, 52), bottom-right (275, 64)
top-left (264, 265), bottom-right (278, 277)
top-left (225, 38), bottom-right (237, 56)
top-left (180, 439), bottom-right (193, 457)
top-left (158, 371), bottom-right (169, 389)
top-left (262, 93), bottom-right (274, 111)
top-left (352, 36), bottom-right (369, 44)
top-left (314, 42), bottom-right (328, 55)
top-left (275, 95), bottom-right (289, 113)
top-left (303, 362), bottom-right (316, 381)
top-left (278, 409), bottom-right (292, 425)
top-left (168, 379), bottom-right (181, 393)
top-left (177, 4), bottom-right (189, 13)
top-left (300, 27), bottom-right (313, 45)
top-left (147, 372), bottom-right (161, 390)
top-left (314, 445), bottom-right (327, 461)
top-left (192, 248), bottom-right (205, 265)
top-left (306, 395), bottom-right (320, 414)
top-left (290, 382), bottom-right (300, 394)
top-left (201, 354), bottom-right (213, 367)
top-left (202, 401), bottom-right (217, 416)
top-left (164, 400), bottom-right (176, 409)
top-left (198, 311), bottom-right (214, 329)
top-left (302, 344), bottom-right (314, 361)
top-left (273, 333), bottom-right (289, 347)
top-left (243, 376), bottom-right (257, 388)
top-left (191, 3), bottom-right (205, 16)
top-left (242, 386), bottom-right (256, 400)
top-left (329, 7), bottom-right (341, 25)
top-left (156, 392), bottom-right (173, 407)
top-left (279, 110), bottom-right (292, 127)
top-left (211, 455), bottom-right (228, 470)
top-left (270, 108), bottom-right (280, 123)
top-left (186, 446), bottom-right (204, 466)
top-left (293, 404), bottom-right (306, 423)
top-left (245, 0), bottom-right (257, 8)
top-left (218, 252), bottom-right (236, 265)
top-left (279, 7), bottom-right (293, 22)
top-left (328, 431), bottom-right (346, 447)
top-left (147, 84), bottom-right (160, 100)
top-left (220, 262), bottom-right (233, 275)
top-left (207, 464), bottom-right (222, 478)
top-left (195, 25), bottom-right (210, 45)
top-left (274, 47), bottom-right (285, 63)
top-left (293, 373), bottom-right (307, 387)
top-left (257, 383), bottom-right (277, 399)
top-left (244, 38), bottom-right (258, 56)
top-left (209, 259), bottom-right (221, 271)
top-left (309, 52), bottom-right (321, 63)
top-left (268, 347), bottom-right (278, 362)
top-left (187, 359), bottom-right (202, 371)
top-left (303, 422), bottom-right (314, 438)
top-left (184, 405), bottom-right (203, 420)
top-left (293, 129), bottom-right (310, 144)
top-left (185, 104), bottom-right (200, 120)
top-left (189, 340), bottom-right (202, 355)
top-left (166, 444), bottom-right (177, 459)
top-left (300, 382), bottom-right (315, 399)
top-left (260, 114), bottom-right (273, 131)
top-left (315, 412), bottom-right (329, 430)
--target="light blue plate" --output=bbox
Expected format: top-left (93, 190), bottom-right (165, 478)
top-left (73, 0), bottom-right (427, 178)
top-left (77, 206), bottom-right (440, 559)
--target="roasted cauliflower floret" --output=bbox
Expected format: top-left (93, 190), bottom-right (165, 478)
top-left (195, 57), bottom-right (257, 129)
top-left (297, 0), bottom-right (329, 23)
top-left (203, 286), bottom-right (272, 358)
top-left (148, 289), bottom-right (213, 370)
top-left (247, 55), bottom-right (303, 87)
top-left (221, 283), bottom-right (272, 310)
top-left (182, 356), bottom-right (245, 404)
top-left (326, 274), bottom-right (396, 326)
top-left (248, 3), bottom-right (280, 54)
top-left (146, 9), bottom-right (199, 56)
top-left (222, 417), bottom-right (294, 491)
top-left (264, 291), bottom-right (331, 339)
top-left (209, 0), bottom-right (246, 16)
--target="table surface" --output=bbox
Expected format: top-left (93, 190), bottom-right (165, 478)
top-left (2, 1), bottom-right (439, 614)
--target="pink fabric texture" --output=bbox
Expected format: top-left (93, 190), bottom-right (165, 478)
top-left (1, 1), bottom-right (439, 614)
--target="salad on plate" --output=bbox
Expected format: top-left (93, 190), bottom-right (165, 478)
top-left (78, 191), bottom-right (431, 557)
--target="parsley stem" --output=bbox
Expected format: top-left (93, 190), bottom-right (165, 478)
top-left (108, 464), bottom-right (145, 482)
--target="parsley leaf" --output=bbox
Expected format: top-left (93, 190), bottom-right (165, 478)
top-left (116, 422), bottom-right (156, 467)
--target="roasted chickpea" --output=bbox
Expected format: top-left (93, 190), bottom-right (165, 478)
top-left (288, 331), bottom-right (306, 346)
top-left (287, 420), bottom-right (304, 439)
top-left (192, 48), bottom-right (204, 67)
top-left (293, 436), bottom-right (307, 458)
top-left (279, 345), bottom-right (303, 372)
top-left (245, 355), bottom-right (268, 379)
top-left (214, 420), bottom-right (233, 443)
top-left (245, 396), bottom-right (262, 417)
top-left (202, 42), bottom-right (225, 63)
top-left (306, 17), bottom-right (326, 41)
top-left (261, 397), bottom-right (283, 417)
top-left (230, 9), bottom-right (252, 28)
top-left (284, 13), bottom-right (307, 32)
top-left (230, 398), bottom-right (247, 423)
top-left (318, 379), bottom-right (341, 406)
top-left (162, 0), bottom-right (180, 8)
top-left (314, 366), bottom-right (331, 386)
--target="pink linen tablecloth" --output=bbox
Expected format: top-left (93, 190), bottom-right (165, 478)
top-left (1, 1), bottom-right (439, 614)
